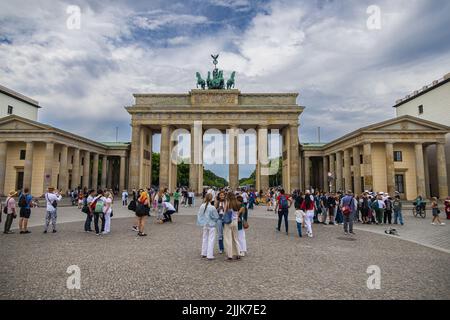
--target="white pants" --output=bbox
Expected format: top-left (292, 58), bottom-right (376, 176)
top-left (238, 229), bottom-right (247, 253)
top-left (104, 209), bottom-right (111, 233)
top-left (201, 226), bottom-right (216, 259)
top-left (304, 210), bottom-right (315, 235)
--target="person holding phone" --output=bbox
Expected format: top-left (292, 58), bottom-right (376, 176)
top-left (43, 186), bottom-right (62, 233)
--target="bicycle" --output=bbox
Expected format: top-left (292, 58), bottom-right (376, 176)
top-left (412, 203), bottom-right (426, 219)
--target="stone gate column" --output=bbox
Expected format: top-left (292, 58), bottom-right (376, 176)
top-left (385, 143), bottom-right (395, 196)
top-left (343, 148), bottom-right (351, 192)
top-left (0, 142), bottom-right (6, 196)
top-left (229, 126), bottom-right (239, 190)
top-left (91, 153), bottom-right (99, 190)
top-left (59, 145), bottom-right (69, 192)
top-left (415, 143), bottom-right (426, 198)
top-left (189, 124), bottom-right (198, 192)
top-left (329, 154), bottom-right (335, 192)
top-left (304, 156), bottom-right (311, 191)
top-left (159, 125), bottom-right (170, 189)
top-left (71, 148), bottom-right (80, 190)
top-left (322, 156), bottom-right (329, 192)
top-left (363, 143), bottom-right (373, 191)
top-left (129, 124), bottom-right (141, 189)
top-left (436, 142), bottom-right (449, 199)
top-left (289, 123), bottom-right (300, 192)
top-left (119, 155), bottom-right (126, 192)
top-left (23, 141), bottom-right (34, 191)
top-left (101, 155), bottom-right (107, 189)
top-left (335, 151), bottom-right (343, 192)
top-left (257, 125), bottom-right (269, 192)
top-left (353, 146), bottom-right (361, 194)
top-left (82, 151), bottom-right (90, 189)
top-left (43, 142), bottom-right (54, 192)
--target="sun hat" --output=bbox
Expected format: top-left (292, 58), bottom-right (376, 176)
top-left (8, 190), bottom-right (18, 197)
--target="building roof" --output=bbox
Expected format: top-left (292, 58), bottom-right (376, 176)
top-left (392, 72), bottom-right (450, 108)
top-left (0, 84), bottom-right (41, 108)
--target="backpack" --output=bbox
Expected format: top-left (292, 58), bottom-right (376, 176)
top-left (342, 197), bottom-right (353, 216)
top-left (371, 199), bottom-right (379, 210)
top-left (18, 194), bottom-right (27, 208)
top-left (94, 198), bottom-right (104, 213)
top-left (279, 195), bottom-right (289, 209)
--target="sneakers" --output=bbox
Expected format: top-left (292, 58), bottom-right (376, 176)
top-left (102, 231), bottom-right (110, 235)
top-left (349, 231), bottom-right (355, 235)
top-left (344, 232), bottom-right (348, 235)
top-left (440, 222), bottom-right (446, 226)
top-left (431, 222), bottom-right (436, 225)
top-left (52, 229), bottom-right (57, 233)
top-left (307, 233), bottom-right (313, 238)
top-left (43, 230), bottom-right (47, 234)
top-left (137, 232), bottom-right (147, 237)
top-left (132, 226), bottom-right (139, 232)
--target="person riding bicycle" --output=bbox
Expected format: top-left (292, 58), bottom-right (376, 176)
top-left (414, 195), bottom-right (426, 212)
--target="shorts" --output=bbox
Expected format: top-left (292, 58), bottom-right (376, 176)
top-left (20, 208), bottom-right (31, 219)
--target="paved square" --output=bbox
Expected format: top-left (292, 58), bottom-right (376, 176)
top-left (1, 201), bottom-right (449, 300)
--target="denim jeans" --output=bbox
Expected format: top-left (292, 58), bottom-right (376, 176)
top-left (93, 212), bottom-right (105, 234)
top-left (277, 208), bottom-right (289, 233)
top-left (296, 222), bottom-right (302, 237)
top-left (394, 209), bottom-right (403, 225)
top-left (343, 212), bottom-right (353, 233)
top-left (84, 213), bottom-right (92, 231)
top-left (217, 216), bottom-right (224, 252)
top-left (336, 208), bottom-right (343, 224)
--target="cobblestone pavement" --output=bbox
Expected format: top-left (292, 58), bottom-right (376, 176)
top-left (1, 202), bottom-right (449, 300)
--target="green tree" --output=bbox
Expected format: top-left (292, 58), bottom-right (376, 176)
top-left (152, 152), bottom-right (160, 186)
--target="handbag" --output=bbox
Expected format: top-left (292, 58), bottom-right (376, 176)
top-left (3, 198), bottom-right (9, 214)
top-left (223, 210), bottom-right (233, 225)
top-left (81, 205), bottom-right (90, 214)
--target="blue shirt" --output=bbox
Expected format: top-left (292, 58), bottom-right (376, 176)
top-left (19, 193), bottom-right (33, 209)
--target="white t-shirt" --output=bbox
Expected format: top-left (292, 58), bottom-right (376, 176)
top-left (45, 192), bottom-right (62, 212)
top-left (188, 191), bottom-right (195, 198)
top-left (242, 192), bottom-right (248, 203)
top-left (377, 199), bottom-right (386, 209)
top-left (163, 201), bottom-right (176, 212)
top-left (122, 191), bottom-right (128, 201)
top-left (103, 197), bottom-right (112, 214)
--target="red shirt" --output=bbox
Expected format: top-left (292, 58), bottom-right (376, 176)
top-left (300, 195), bottom-right (315, 211)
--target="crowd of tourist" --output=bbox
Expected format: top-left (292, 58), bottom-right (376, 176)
top-left (1, 185), bottom-right (449, 266)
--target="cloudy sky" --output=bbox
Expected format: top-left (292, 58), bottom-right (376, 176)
top-left (1, 0), bottom-right (450, 179)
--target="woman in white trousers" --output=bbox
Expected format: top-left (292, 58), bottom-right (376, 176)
top-left (102, 192), bottom-right (113, 234)
top-left (197, 194), bottom-right (219, 260)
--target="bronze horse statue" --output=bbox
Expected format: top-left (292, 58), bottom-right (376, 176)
top-left (227, 71), bottom-right (235, 89)
top-left (196, 72), bottom-right (206, 89)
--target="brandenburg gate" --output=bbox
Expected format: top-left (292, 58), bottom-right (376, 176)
top-left (126, 56), bottom-right (303, 193)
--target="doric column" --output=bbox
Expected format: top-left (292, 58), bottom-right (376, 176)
top-left (23, 141), bottom-right (34, 191)
top-left (108, 158), bottom-right (113, 189)
top-left (289, 124), bottom-right (300, 192)
top-left (0, 142), bottom-right (7, 196)
top-left (329, 154), bottom-right (335, 192)
top-left (71, 148), bottom-right (80, 190)
top-left (336, 151), bottom-right (343, 192)
top-left (129, 124), bottom-right (141, 189)
top-left (436, 142), bottom-right (449, 199)
top-left (304, 156), bottom-right (311, 191)
top-left (385, 143), bottom-right (395, 196)
top-left (119, 155), bottom-right (126, 191)
top-left (189, 124), bottom-right (198, 192)
top-left (257, 125), bottom-right (269, 192)
top-left (101, 155), bottom-right (107, 189)
top-left (323, 156), bottom-right (329, 192)
top-left (343, 148), bottom-right (351, 192)
top-left (352, 146), bottom-right (361, 194)
top-left (159, 125), bottom-right (170, 189)
top-left (363, 143), bottom-right (373, 191)
top-left (82, 151), bottom-right (90, 189)
top-left (91, 153), bottom-right (99, 189)
top-left (228, 126), bottom-right (239, 190)
top-left (59, 144), bottom-right (68, 192)
top-left (423, 146), bottom-right (430, 198)
top-left (415, 143), bottom-right (426, 198)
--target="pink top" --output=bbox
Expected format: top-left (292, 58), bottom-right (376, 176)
top-left (6, 197), bottom-right (16, 214)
